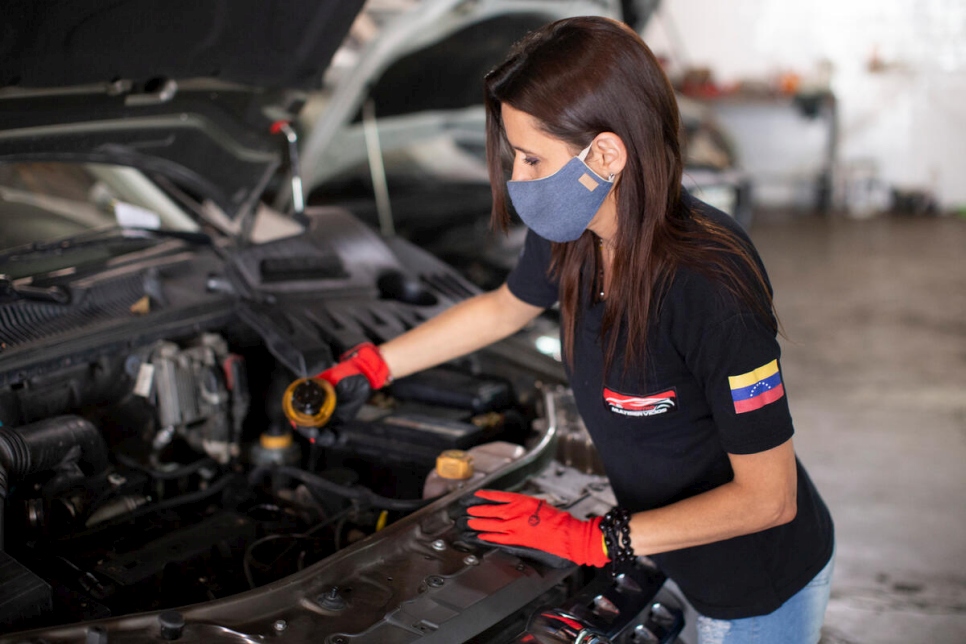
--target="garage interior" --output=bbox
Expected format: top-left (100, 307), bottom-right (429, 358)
top-left (1, 0), bottom-right (963, 642)
top-left (749, 210), bottom-right (965, 644)
top-left (641, 2), bottom-right (966, 642)
top-left (644, 0), bottom-right (966, 644)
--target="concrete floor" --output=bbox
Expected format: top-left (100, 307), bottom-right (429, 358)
top-left (746, 211), bottom-right (966, 644)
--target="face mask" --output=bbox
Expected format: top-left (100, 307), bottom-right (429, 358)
top-left (507, 144), bottom-right (614, 242)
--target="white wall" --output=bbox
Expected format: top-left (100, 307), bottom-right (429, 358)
top-left (643, 0), bottom-right (966, 211)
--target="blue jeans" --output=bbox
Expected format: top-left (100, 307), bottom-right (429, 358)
top-left (696, 552), bottom-right (835, 644)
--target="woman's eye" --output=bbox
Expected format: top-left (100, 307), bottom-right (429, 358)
top-left (522, 156), bottom-right (538, 167)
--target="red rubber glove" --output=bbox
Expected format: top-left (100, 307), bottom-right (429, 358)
top-left (317, 342), bottom-right (391, 389)
top-left (466, 489), bottom-right (609, 567)
top-left (316, 343), bottom-right (391, 421)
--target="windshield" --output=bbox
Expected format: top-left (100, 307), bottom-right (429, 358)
top-left (0, 162), bottom-right (200, 278)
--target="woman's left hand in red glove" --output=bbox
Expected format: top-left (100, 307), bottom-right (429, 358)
top-left (465, 489), bottom-right (610, 567)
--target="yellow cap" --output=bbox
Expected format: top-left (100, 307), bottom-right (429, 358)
top-left (260, 431), bottom-right (293, 450)
top-left (281, 377), bottom-right (336, 428)
top-left (436, 450), bottom-right (474, 480)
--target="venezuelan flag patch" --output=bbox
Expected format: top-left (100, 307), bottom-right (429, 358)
top-left (728, 359), bottom-right (785, 414)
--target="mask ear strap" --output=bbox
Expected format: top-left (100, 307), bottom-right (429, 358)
top-left (579, 141), bottom-right (616, 182)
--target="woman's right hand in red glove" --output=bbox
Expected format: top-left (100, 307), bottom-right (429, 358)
top-left (315, 342), bottom-right (391, 422)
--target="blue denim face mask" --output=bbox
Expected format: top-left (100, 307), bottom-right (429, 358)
top-left (507, 144), bottom-right (614, 242)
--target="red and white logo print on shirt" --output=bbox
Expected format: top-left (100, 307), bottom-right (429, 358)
top-left (603, 387), bottom-right (678, 417)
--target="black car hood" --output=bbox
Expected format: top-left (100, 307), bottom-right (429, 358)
top-left (0, 0), bottom-right (365, 220)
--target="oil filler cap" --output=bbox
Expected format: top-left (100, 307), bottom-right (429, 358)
top-left (292, 379), bottom-right (327, 415)
top-left (436, 450), bottom-right (473, 480)
top-left (282, 377), bottom-right (335, 428)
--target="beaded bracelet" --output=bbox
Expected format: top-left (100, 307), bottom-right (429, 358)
top-left (600, 507), bottom-right (634, 576)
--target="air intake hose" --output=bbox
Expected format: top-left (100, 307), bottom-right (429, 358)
top-left (0, 415), bottom-right (108, 550)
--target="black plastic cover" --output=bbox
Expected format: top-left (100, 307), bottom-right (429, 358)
top-left (337, 407), bottom-right (499, 468)
top-left (0, 551), bottom-right (53, 627)
top-left (390, 367), bottom-right (512, 414)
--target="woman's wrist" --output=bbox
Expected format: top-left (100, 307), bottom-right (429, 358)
top-left (600, 506), bottom-right (635, 574)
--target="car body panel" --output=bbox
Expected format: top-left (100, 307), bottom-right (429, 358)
top-left (0, 0), bottom-right (365, 220)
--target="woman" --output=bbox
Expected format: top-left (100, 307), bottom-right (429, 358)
top-left (319, 16), bottom-right (834, 644)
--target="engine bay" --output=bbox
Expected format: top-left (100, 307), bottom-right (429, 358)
top-left (0, 204), bottom-right (689, 643)
top-left (0, 201), bottom-right (570, 637)
top-left (0, 322), bottom-right (549, 632)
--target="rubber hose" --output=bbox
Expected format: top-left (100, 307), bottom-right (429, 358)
top-left (115, 453), bottom-right (215, 480)
top-left (0, 415), bottom-right (108, 550)
top-left (74, 472), bottom-right (236, 538)
top-left (250, 466), bottom-right (435, 512)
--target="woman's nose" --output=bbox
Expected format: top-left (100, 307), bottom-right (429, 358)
top-left (510, 160), bottom-right (527, 182)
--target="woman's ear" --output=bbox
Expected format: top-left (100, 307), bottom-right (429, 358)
top-left (590, 132), bottom-right (627, 179)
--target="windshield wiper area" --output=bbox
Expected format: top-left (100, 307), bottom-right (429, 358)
top-left (0, 227), bottom-right (213, 281)
top-left (1, 227), bottom-right (211, 261)
top-left (0, 275), bottom-right (71, 304)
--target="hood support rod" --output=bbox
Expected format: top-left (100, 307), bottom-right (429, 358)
top-left (272, 121), bottom-right (306, 222)
top-left (362, 99), bottom-right (395, 237)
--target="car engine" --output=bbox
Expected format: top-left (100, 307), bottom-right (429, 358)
top-left (0, 206), bottom-right (550, 633)
top-left (0, 320), bottom-right (555, 631)
top-left (0, 208), bottom-right (689, 643)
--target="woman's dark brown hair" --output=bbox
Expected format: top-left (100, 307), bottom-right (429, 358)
top-left (484, 16), bottom-right (776, 375)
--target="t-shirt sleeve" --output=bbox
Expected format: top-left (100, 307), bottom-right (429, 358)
top-left (673, 274), bottom-right (794, 455)
top-left (505, 228), bottom-right (559, 309)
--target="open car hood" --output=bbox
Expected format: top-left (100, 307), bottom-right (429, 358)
top-left (0, 0), bottom-right (365, 220)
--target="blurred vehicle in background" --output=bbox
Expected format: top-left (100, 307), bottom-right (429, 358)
top-left (297, 0), bottom-right (751, 291)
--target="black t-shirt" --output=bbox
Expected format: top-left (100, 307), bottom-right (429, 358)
top-left (506, 193), bottom-right (834, 619)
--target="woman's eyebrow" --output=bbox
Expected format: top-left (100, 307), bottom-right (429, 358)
top-left (512, 145), bottom-right (538, 156)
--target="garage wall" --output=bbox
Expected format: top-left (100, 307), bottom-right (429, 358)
top-left (642, 0), bottom-right (966, 211)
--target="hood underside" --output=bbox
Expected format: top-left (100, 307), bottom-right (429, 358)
top-left (0, 0), bottom-right (365, 219)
